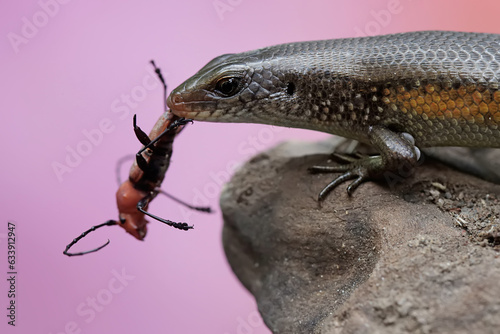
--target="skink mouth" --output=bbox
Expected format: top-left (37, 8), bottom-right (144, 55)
top-left (167, 92), bottom-right (216, 119)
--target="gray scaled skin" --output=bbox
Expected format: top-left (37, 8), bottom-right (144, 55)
top-left (167, 31), bottom-right (500, 199)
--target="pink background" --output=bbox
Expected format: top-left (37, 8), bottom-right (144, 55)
top-left (1, 1), bottom-right (500, 333)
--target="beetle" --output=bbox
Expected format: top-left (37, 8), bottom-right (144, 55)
top-left (63, 61), bottom-right (210, 256)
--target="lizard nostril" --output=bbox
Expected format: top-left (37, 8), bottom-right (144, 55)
top-left (173, 95), bottom-right (182, 104)
top-left (167, 93), bottom-right (184, 110)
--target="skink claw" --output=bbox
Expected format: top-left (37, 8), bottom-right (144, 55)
top-left (309, 126), bottom-right (421, 201)
top-left (318, 172), bottom-right (365, 200)
top-left (309, 156), bottom-right (381, 201)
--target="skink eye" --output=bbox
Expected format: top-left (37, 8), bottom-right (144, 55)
top-left (215, 77), bottom-right (240, 96)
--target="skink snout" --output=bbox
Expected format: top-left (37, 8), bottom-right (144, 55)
top-left (167, 82), bottom-right (218, 119)
top-left (166, 92), bottom-right (184, 111)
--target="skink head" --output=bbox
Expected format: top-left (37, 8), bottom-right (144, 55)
top-left (167, 51), bottom-right (294, 125)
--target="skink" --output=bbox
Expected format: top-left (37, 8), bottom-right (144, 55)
top-left (166, 31), bottom-right (500, 199)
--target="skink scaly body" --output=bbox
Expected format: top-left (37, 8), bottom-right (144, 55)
top-left (167, 31), bottom-right (500, 198)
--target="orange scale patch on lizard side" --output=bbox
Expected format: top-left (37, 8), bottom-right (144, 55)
top-left (494, 91), bottom-right (500, 103)
top-left (479, 102), bottom-right (489, 115)
top-left (489, 102), bottom-right (498, 113)
top-left (470, 104), bottom-right (480, 116)
top-left (475, 114), bottom-right (485, 124)
top-left (494, 112), bottom-right (500, 123)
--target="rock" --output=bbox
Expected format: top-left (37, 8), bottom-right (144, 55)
top-left (220, 140), bottom-right (500, 334)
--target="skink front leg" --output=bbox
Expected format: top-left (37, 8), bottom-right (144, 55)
top-left (309, 126), bottom-right (421, 200)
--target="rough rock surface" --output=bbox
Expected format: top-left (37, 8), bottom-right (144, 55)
top-left (220, 140), bottom-right (500, 334)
